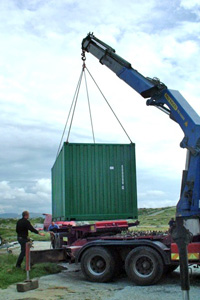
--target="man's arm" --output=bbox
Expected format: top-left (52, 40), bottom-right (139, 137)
top-left (27, 220), bottom-right (45, 236)
top-left (26, 220), bottom-right (39, 234)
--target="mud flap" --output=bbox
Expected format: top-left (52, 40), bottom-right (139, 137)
top-left (30, 249), bottom-right (69, 265)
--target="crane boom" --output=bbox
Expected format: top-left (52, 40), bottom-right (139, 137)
top-left (82, 33), bottom-right (200, 219)
top-left (82, 33), bottom-right (165, 98)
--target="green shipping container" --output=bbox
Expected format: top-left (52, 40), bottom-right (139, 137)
top-left (52, 143), bottom-right (137, 221)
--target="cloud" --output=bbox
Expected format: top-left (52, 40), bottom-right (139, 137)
top-left (137, 168), bottom-right (181, 208)
top-left (180, 0), bottom-right (200, 10)
top-left (139, 190), bottom-right (165, 197)
top-left (0, 0), bottom-right (199, 214)
top-left (0, 179), bottom-right (51, 214)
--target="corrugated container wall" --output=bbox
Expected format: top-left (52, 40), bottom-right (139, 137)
top-left (52, 143), bottom-right (137, 221)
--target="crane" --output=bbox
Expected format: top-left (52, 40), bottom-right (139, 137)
top-left (82, 33), bottom-right (200, 300)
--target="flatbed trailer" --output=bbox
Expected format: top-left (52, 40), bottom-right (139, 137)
top-left (31, 220), bottom-right (200, 286)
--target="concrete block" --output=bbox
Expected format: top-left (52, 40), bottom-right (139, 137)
top-left (16, 279), bottom-right (39, 292)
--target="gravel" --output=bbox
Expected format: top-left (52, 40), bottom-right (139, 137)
top-left (0, 263), bottom-right (199, 300)
top-left (0, 241), bottom-right (199, 300)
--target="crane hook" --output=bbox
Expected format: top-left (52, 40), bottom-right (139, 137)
top-left (81, 50), bottom-right (86, 69)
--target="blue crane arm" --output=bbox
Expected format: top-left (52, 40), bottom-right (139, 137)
top-left (82, 33), bottom-right (200, 218)
top-left (82, 33), bottom-right (163, 98)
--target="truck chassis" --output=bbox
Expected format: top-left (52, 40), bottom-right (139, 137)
top-left (31, 220), bottom-right (200, 286)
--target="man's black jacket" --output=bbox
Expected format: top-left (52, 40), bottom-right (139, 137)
top-left (16, 218), bottom-right (38, 238)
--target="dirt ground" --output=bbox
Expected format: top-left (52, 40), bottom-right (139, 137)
top-left (0, 241), bottom-right (200, 300)
top-left (0, 264), bottom-right (200, 300)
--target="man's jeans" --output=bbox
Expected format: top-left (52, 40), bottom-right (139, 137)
top-left (16, 237), bottom-right (28, 267)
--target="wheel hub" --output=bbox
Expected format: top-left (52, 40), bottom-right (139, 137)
top-left (96, 259), bottom-right (105, 269)
top-left (135, 256), bottom-right (153, 276)
top-left (142, 261), bottom-right (151, 270)
top-left (89, 255), bottom-right (106, 275)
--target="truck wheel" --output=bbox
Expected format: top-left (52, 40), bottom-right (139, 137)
top-left (81, 247), bottom-right (116, 282)
top-left (125, 246), bottom-right (164, 285)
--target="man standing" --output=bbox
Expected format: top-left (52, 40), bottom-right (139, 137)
top-left (16, 211), bottom-right (45, 268)
top-left (168, 217), bottom-right (175, 228)
top-left (168, 217), bottom-right (175, 233)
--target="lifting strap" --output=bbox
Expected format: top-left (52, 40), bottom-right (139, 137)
top-left (56, 51), bottom-right (132, 158)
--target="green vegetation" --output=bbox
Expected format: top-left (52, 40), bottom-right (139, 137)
top-left (0, 217), bottom-right (60, 290)
top-left (0, 253), bottom-right (62, 289)
top-left (0, 208), bottom-right (176, 290)
top-left (0, 217), bottom-right (48, 243)
top-left (29, 231), bottom-right (50, 241)
top-left (130, 206), bottom-right (176, 232)
top-left (0, 208), bottom-right (176, 243)
top-left (138, 206), bottom-right (175, 224)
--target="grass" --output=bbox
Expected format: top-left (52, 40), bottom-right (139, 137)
top-left (0, 217), bottom-right (49, 243)
top-left (29, 231), bottom-right (50, 241)
top-left (138, 206), bottom-right (175, 224)
top-left (0, 216), bottom-right (60, 289)
top-left (0, 208), bottom-right (176, 289)
top-left (0, 208), bottom-right (177, 243)
top-left (129, 206), bottom-right (176, 232)
top-left (0, 253), bottom-right (62, 289)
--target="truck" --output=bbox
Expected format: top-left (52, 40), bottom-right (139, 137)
top-left (31, 34), bottom-right (200, 299)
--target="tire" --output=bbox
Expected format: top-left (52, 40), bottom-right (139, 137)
top-left (125, 246), bottom-right (164, 286)
top-left (0, 236), bottom-right (2, 246)
top-left (81, 247), bottom-right (116, 282)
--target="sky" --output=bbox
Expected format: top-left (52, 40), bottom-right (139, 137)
top-left (0, 0), bottom-right (200, 215)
